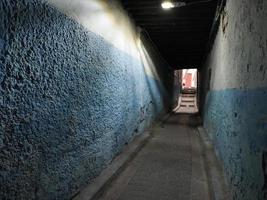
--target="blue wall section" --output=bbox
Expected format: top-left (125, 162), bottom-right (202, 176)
top-left (203, 87), bottom-right (267, 200)
top-left (200, 1), bottom-right (267, 199)
top-left (0, 1), bottom-right (172, 199)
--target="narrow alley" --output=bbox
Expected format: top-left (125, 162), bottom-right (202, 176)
top-left (0, 0), bottom-right (266, 200)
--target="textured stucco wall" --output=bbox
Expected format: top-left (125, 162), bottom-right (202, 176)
top-left (201, 0), bottom-right (267, 199)
top-left (0, 0), bottom-right (173, 199)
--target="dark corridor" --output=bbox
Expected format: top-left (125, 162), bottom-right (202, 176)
top-left (0, 0), bottom-right (266, 200)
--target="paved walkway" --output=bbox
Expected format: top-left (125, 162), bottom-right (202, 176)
top-left (96, 114), bottom-right (211, 200)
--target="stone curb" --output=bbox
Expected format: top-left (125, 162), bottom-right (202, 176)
top-left (197, 126), bottom-right (232, 200)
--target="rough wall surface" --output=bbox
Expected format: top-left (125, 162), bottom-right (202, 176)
top-left (173, 70), bottom-right (182, 108)
top-left (201, 0), bottom-right (267, 199)
top-left (0, 0), bottom-right (173, 199)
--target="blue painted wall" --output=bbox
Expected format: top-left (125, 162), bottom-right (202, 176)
top-left (0, 0), bottom-right (173, 199)
top-left (203, 88), bottom-right (267, 200)
top-left (201, 0), bottom-right (267, 199)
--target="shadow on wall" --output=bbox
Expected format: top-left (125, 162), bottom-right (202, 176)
top-left (138, 37), bottom-right (171, 115)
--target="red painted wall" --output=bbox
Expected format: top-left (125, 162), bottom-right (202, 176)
top-left (184, 73), bottom-right (192, 88)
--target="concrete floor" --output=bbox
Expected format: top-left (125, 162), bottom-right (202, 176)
top-left (95, 114), bottom-right (211, 200)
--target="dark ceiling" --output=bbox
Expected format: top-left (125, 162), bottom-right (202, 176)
top-left (120, 0), bottom-right (218, 69)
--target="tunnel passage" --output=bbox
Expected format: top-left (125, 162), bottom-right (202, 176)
top-left (173, 69), bottom-right (199, 114)
top-left (0, 0), bottom-right (267, 200)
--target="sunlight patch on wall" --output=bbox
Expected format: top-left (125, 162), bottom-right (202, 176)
top-left (48, 0), bottom-right (140, 59)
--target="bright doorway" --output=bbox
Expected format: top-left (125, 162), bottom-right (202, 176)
top-left (174, 69), bottom-right (198, 114)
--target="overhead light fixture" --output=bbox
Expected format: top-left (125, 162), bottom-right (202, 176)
top-left (161, 0), bottom-right (212, 10)
top-left (161, 1), bottom-right (175, 9)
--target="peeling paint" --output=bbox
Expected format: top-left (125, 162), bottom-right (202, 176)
top-left (221, 10), bottom-right (228, 35)
top-left (201, 0), bottom-right (267, 199)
